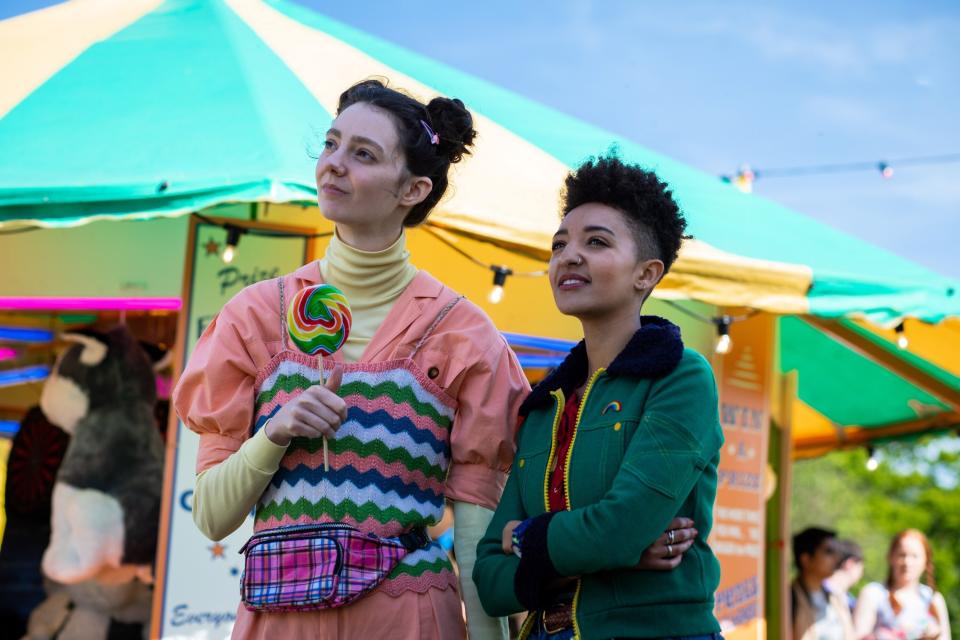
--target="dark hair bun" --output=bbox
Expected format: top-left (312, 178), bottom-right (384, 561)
top-left (426, 97), bottom-right (476, 164)
top-left (333, 78), bottom-right (477, 227)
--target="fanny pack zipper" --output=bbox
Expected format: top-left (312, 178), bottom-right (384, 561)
top-left (239, 522), bottom-right (363, 554)
top-left (239, 523), bottom-right (428, 554)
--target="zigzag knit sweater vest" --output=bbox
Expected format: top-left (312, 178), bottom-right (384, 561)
top-left (250, 274), bottom-right (458, 596)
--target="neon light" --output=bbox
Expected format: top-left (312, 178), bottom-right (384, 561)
top-left (0, 365), bottom-right (51, 387)
top-left (516, 353), bottom-right (565, 369)
top-left (0, 297), bottom-right (182, 311)
top-left (0, 420), bottom-right (19, 436)
top-left (502, 332), bottom-right (576, 352)
top-left (502, 332), bottom-right (573, 370)
top-left (0, 327), bottom-right (55, 342)
top-left (0, 347), bottom-right (17, 360)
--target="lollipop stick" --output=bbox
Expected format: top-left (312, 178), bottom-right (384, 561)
top-left (319, 356), bottom-right (329, 472)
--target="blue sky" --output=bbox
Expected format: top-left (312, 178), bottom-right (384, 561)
top-left (295, 0), bottom-right (959, 278)
top-left (5, 0), bottom-right (957, 278)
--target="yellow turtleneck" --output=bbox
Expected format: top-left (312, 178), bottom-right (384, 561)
top-left (320, 231), bottom-right (418, 362)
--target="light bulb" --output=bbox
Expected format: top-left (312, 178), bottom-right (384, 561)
top-left (895, 322), bottom-right (907, 350)
top-left (222, 225), bottom-right (243, 264)
top-left (714, 315), bottom-right (733, 354)
top-left (866, 446), bottom-right (879, 471)
top-left (733, 166), bottom-right (755, 194)
top-left (488, 266), bottom-right (511, 305)
top-left (879, 162), bottom-right (894, 179)
top-left (715, 333), bottom-right (733, 355)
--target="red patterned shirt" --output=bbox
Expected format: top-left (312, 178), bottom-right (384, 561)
top-left (548, 392), bottom-right (580, 512)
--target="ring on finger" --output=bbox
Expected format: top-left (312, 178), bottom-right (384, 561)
top-left (667, 529), bottom-right (675, 545)
top-left (666, 543), bottom-right (673, 556)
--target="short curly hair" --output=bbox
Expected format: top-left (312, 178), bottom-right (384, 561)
top-left (561, 155), bottom-right (687, 273)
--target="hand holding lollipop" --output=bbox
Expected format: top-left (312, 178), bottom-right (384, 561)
top-left (285, 284), bottom-right (352, 471)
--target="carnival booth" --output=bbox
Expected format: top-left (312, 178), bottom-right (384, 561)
top-left (1, 1), bottom-right (958, 639)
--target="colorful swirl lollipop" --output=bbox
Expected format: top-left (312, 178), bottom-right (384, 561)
top-left (287, 284), bottom-right (352, 357)
top-left (286, 284), bottom-right (352, 471)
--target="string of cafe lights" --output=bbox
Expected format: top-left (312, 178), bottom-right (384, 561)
top-left (194, 214), bottom-right (547, 304)
top-left (193, 213), bottom-right (333, 264)
top-left (206, 211), bottom-right (775, 356)
top-left (720, 152), bottom-right (960, 193)
top-left (660, 300), bottom-right (760, 355)
top-left (196, 214), bottom-right (778, 332)
top-left (662, 300), bottom-right (911, 354)
top-left (419, 227), bottom-right (547, 304)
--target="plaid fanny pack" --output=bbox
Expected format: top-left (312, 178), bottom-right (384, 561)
top-left (239, 523), bottom-right (430, 612)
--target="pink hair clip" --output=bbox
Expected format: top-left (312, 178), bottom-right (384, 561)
top-left (420, 119), bottom-right (440, 145)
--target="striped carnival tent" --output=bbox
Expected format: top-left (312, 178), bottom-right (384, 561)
top-left (1, 0), bottom-right (958, 457)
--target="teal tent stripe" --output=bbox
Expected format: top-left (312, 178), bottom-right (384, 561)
top-left (0, 0), bottom-right (328, 216)
top-left (0, 180), bottom-right (314, 228)
top-left (780, 316), bottom-right (950, 427)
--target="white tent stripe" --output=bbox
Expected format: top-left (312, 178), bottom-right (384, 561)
top-left (224, 0), bottom-right (571, 250)
top-left (0, 0), bottom-right (163, 118)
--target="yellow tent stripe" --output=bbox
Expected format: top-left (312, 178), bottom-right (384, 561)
top-left (0, 0), bottom-right (164, 118)
top-left (226, 0), bottom-right (813, 312)
top-left (853, 317), bottom-right (960, 378)
top-left (658, 239), bottom-right (812, 314)
top-left (791, 399), bottom-right (840, 448)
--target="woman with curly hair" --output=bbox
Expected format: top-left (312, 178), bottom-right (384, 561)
top-left (853, 529), bottom-right (951, 640)
top-left (473, 155), bottom-right (724, 639)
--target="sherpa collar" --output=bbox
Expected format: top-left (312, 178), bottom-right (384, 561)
top-left (519, 315), bottom-right (684, 415)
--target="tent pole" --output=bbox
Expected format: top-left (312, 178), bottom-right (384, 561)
top-left (793, 411), bottom-right (960, 457)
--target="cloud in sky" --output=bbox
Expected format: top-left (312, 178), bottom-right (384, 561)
top-left (802, 95), bottom-right (916, 143)
top-left (653, 7), bottom-right (960, 76)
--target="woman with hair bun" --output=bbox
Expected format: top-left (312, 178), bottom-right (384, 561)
top-left (853, 529), bottom-right (951, 640)
top-left (174, 79), bottom-right (530, 639)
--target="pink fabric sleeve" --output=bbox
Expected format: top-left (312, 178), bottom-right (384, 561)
top-left (172, 283), bottom-right (279, 474)
top-left (444, 319), bottom-right (530, 510)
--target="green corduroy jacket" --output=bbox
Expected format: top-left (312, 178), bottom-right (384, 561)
top-left (474, 317), bottom-right (724, 640)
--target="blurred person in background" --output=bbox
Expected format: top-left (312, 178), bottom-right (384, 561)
top-left (853, 529), bottom-right (950, 640)
top-left (791, 527), bottom-right (856, 640)
top-left (826, 539), bottom-right (865, 613)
